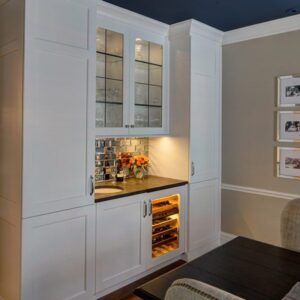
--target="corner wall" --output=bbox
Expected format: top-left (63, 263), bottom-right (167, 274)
top-left (222, 30), bottom-right (300, 246)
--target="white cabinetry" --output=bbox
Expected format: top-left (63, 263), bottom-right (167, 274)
top-left (189, 31), bottom-right (221, 183)
top-left (95, 185), bottom-right (187, 296)
top-left (22, 205), bottom-right (96, 300)
top-left (95, 194), bottom-right (147, 293)
top-left (95, 2), bottom-right (169, 136)
top-left (167, 20), bottom-right (223, 260)
top-left (188, 180), bottom-right (220, 253)
top-left (23, 0), bottom-right (96, 218)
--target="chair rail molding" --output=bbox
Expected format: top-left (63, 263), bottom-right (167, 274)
top-left (222, 183), bottom-right (300, 200)
top-left (223, 14), bottom-right (300, 45)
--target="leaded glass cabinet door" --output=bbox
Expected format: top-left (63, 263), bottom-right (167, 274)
top-left (130, 31), bottom-right (169, 135)
top-left (95, 20), bottom-right (130, 136)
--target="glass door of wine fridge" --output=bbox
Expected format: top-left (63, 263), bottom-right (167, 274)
top-left (148, 186), bottom-right (186, 267)
top-left (152, 194), bottom-right (180, 258)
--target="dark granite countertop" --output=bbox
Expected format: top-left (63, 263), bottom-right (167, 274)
top-left (95, 175), bottom-right (188, 203)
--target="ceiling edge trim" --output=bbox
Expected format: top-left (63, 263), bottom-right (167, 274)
top-left (170, 20), bottom-right (224, 43)
top-left (223, 14), bottom-right (300, 45)
top-left (97, 0), bottom-right (169, 36)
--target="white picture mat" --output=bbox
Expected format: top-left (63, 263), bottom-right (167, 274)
top-left (278, 112), bottom-right (300, 141)
top-left (278, 148), bottom-right (300, 178)
top-left (279, 76), bottom-right (300, 106)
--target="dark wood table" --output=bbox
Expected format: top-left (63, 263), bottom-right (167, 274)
top-left (135, 237), bottom-right (300, 300)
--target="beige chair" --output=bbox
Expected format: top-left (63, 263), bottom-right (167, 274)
top-left (164, 278), bottom-right (244, 300)
top-left (281, 198), bottom-right (300, 253)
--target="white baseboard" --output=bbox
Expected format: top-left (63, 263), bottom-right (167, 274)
top-left (220, 232), bottom-right (237, 245)
top-left (185, 239), bottom-right (220, 262)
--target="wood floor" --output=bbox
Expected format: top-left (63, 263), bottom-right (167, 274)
top-left (121, 296), bottom-right (141, 300)
top-left (98, 260), bottom-right (185, 300)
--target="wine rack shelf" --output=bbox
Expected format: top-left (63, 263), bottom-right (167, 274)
top-left (151, 194), bottom-right (180, 258)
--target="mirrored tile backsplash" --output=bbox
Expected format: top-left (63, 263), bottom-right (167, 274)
top-left (95, 137), bottom-right (149, 181)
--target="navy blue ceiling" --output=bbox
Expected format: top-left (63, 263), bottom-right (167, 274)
top-left (103, 0), bottom-right (300, 31)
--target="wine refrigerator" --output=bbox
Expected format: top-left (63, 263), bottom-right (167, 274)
top-left (150, 190), bottom-right (184, 260)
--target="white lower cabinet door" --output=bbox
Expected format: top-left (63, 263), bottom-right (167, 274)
top-left (22, 205), bottom-right (96, 300)
top-left (96, 194), bottom-right (147, 293)
top-left (188, 180), bottom-right (220, 252)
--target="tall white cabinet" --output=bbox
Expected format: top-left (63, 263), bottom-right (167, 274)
top-left (23, 0), bottom-right (96, 218)
top-left (170, 20), bottom-right (223, 260)
top-left (150, 20), bottom-right (223, 260)
top-left (0, 0), bottom-right (97, 299)
top-left (21, 0), bottom-right (97, 299)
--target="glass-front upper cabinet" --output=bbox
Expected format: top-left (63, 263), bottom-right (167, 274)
top-left (95, 23), bottom-right (130, 136)
top-left (95, 19), bottom-right (169, 136)
top-left (134, 39), bottom-right (163, 128)
top-left (130, 32), bottom-right (168, 135)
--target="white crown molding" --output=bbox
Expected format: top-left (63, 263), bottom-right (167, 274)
top-left (222, 183), bottom-right (300, 200)
top-left (170, 19), bottom-right (224, 43)
top-left (97, 0), bottom-right (169, 36)
top-left (223, 14), bottom-right (300, 45)
top-left (98, 1), bottom-right (300, 46)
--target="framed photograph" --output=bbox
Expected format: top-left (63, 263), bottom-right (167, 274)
top-left (277, 147), bottom-right (300, 180)
top-left (278, 75), bottom-right (300, 107)
top-left (277, 111), bottom-right (300, 142)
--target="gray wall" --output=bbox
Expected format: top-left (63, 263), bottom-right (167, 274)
top-left (222, 30), bottom-right (300, 246)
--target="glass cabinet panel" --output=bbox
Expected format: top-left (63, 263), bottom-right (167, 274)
top-left (96, 27), bottom-right (124, 128)
top-left (134, 39), bottom-right (163, 128)
top-left (135, 39), bottom-right (149, 62)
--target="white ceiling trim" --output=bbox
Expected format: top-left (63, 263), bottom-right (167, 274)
top-left (170, 19), bottom-right (224, 43)
top-left (97, 1), bottom-right (300, 45)
top-left (97, 0), bottom-right (169, 36)
top-left (223, 14), bottom-right (300, 45)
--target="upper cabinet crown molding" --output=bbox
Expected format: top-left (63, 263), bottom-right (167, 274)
top-left (97, 1), bottom-right (169, 37)
top-left (169, 19), bottom-right (224, 43)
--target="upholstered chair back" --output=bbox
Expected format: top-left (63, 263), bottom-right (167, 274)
top-left (281, 198), bottom-right (300, 253)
